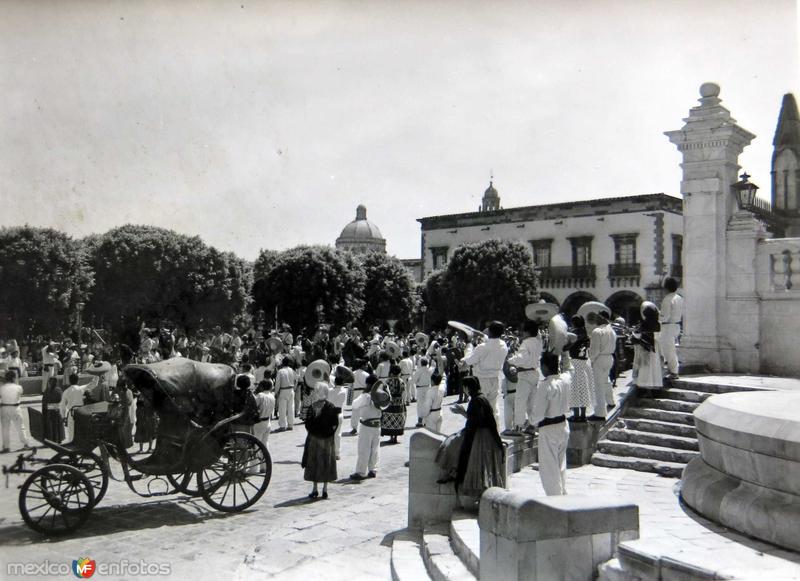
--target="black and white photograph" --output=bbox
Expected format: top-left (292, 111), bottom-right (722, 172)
top-left (1, 1), bottom-right (799, 579)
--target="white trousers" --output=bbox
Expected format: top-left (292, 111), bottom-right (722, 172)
top-left (355, 425), bottom-right (380, 476)
top-left (416, 387), bottom-right (431, 420)
top-left (350, 396), bottom-right (363, 432)
top-left (478, 376), bottom-right (500, 427)
top-left (277, 389), bottom-right (295, 429)
top-left (334, 413), bottom-right (343, 456)
top-left (658, 324), bottom-right (680, 375)
top-left (538, 421), bottom-right (569, 495)
top-left (503, 391), bottom-right (516, 431)
top-left (252, 421), bottom-right (271, 472)
top-left (591, 355), bottom-right (614, 417)
top-left (1, 407), bottom-right (29, 449)
top-left (424, 411), bottom-right (442, 433)
top-left (514, 371), bottom-right (539, 427)
top-left (404, 377), bottom-right (415, 403)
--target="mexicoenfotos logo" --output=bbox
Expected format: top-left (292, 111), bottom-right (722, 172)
top-left (72, 557), bottom-right (96, 578)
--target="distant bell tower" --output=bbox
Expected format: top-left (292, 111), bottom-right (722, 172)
top-left (481, 179), bottom-right (500, 212)
top-left (772, 94), bottom-right (800, 233)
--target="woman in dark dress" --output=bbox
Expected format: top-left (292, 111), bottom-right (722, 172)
top-left (436, 377), bottom-right (506, 503)
top-left (134, 393), bottom-right (157, 453)
top-left (301, 383), bottom-right (339, 499)
top-left (380, 365), bottom-right (406, 444)
top-left (42, 377), bottom-right (64, 443)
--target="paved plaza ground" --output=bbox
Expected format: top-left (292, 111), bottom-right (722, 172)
top-left (1, 376), bottom-right (799, 580)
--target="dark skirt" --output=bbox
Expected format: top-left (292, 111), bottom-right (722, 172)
top-left (135, 407), bottom-right (158, 443)
top-left (460, 428), bottom-right (506, 497)
top-left (301, 433), bottom-right (337, 482)
top-left (42, 408), bottom-right (65, 443)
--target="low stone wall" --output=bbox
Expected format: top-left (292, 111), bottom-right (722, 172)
top-left (20, 373), bottom-right (96, 396)
top-left (479, 487), bottom-right (639, 581)
top-left (407, 429), bottom-right (536, 530)
top-left (681, 391), bottom-right (800, 552)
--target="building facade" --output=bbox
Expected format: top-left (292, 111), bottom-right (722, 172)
top-left (417, 186), bottom-right (683, 322)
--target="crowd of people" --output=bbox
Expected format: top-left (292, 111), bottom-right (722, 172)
top-left (0, 277), bottom-right (683, 503)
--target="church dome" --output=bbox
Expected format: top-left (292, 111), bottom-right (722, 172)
top-left (484, 182), bottom-right (499, 198)
top-left (335, 205), bottom-right (386, 253)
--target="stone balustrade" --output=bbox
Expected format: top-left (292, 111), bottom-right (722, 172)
top-left (479, 487), bottom-right (639, 581)
top-left (758, 237), bottom-right (800, 293)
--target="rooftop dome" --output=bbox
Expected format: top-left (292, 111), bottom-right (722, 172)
top-left (484, 181), bottom-right (499, 198)
top-left (335, 205), bottom-right (386, 253)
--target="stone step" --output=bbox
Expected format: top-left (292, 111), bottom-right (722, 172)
top-left (650, 388), bottom-right (713, 404)
top-left (597, 440), bottom-right (699, 464)
top-left (591, 453), bottom-right (685, 478)
top-left (449, 511), bottom-right (480, 578)
top-left (422, 528), bottom-right (477, 581)
top-left (625, 407), bottom-right (695, 426)
top-left (391, 532), bottom-right (430, 581)
top-left (671, 379), bottom-right (767, 395)
top-left (597, 558), bottom-right (643, 581)
top-left (634, 397), bottom-right (699, 414)
top-left (605, 428), bottom-right (699, 451)
top-left (619, 418), bottom-right (697, 439)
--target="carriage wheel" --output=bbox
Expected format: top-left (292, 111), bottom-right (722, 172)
top-left (167, 470), bottom-right (200, 497)
top-left (197, 432), bottom-right (271, 512)
top-left (19, 464), bottom-right (95, 536)
top-left (53, 451), bottom-right (109, 508)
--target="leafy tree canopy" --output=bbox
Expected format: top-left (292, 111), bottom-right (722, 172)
top-left (356, 252), bottom-right (416, 332)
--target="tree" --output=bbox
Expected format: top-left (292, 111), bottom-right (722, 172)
top-left (257, 246), bottom-right (365, 332)
top-left (357, 252), bottom-right (416, 332)
top-left (0, 226), bottom-right (94, 339)
top-left (424, 239), bottom-right (538, 329)
top-left (420, 269), bottom-right (449, 331)
top-left (85, 225), bottom-right (250, 338)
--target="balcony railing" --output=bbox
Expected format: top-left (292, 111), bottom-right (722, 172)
top-left (608, 262), bottom-right (640, 287)
top-left (538, 265), bottom-right (596, 288)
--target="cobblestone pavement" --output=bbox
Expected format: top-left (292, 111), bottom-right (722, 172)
top-left (0, 394), bottom-right (471, 581)
top-left (511, 466), bottom-right (800, 580)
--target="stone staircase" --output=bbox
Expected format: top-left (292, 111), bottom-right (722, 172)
top-left (591, 378), bottom-right (766, 478)
top-left (391, 511), bottom-right (479, 581)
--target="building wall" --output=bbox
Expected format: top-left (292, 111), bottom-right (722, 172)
top-left (418, 196), bottom-right (682, 316)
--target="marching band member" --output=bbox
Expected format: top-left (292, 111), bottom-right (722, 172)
top-left (507, 320), bottom-right (543, 433)
top-left (349, 359), bottom-right (370, 435)
top-left (424, 372), bottom-right (446, 433)
top-left (532, 353), bottom-right (571, 495)
top-left (275, 357), bottom-right (297, 431)
top-left (463, 321), bottom-right (508, 428)
top-left (588, 311), bottom-right (617, 422)
top-left (412, 357), bottom-right (433, 427)
top-left (1, 370), bottom-right (30, 452)
top-left (399, 349), bottom-right (415, 404)
top-left (253, 379), bottom-right (275, 471)
top-left (350, 375), bottom-right (383, 480)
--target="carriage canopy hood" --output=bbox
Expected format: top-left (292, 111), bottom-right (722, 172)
top-left (123, 358), bottom-right (236, 424)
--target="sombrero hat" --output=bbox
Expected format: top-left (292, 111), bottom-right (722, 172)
top-left (384, 340), bottom-right (401, 360)
top-left (334, 365), bottom-right (355, 384)
top-left (525, 302), bottom-right (559, 322)
top-left (85, 360), bottom-right (112, 375)
top-left (304, 359), bottom-right (331, 386)
top-left (370, 380), bottom-right (391, 410)
top-left (266, 336), bottom-right (284, 354)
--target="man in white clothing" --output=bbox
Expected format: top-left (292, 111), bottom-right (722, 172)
top-left (1, 370), bottom-right (30, 452)
top-left (253, 379), bottom-right (275, 472)
top-left (463, 321), bottom-right (508, 427)
top-left (532, 353), bottom-right (571, 495)
top-left (275, 358), bottom-right (296, 431)
top-left (508, 320), bottom-right (543, 431)
top-left (658, 277), bottom-right (684, 379)
top-left (60, 372), bottom-right (86, 444)
top-left (588, 311), bottom-right (617, 421)
top-left (349, 360), bottom-right (370, 435)
top-left (350, 375), bottom-right (382, 479)
top-left (330, 374), bottom-right (348, 460)
top-left (411, 358), bottom-right (433, 427)
top-left (424, 373), bottom-right (445, 433)
top-left (399, 350), bottom-right (415, 404)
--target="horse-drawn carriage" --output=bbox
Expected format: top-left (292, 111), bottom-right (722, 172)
top-left (8, 358), bottom-right (271, 536)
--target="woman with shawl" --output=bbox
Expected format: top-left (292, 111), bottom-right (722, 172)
top-left (436, 377), bottom-right (506, 504)
top-left (301, 382), bottom-right (339, 499)
top-left (42, 377), bottom-right (64, 442)
top-left (380, 364), bottom-right (406, 444)
top-left (631, 301), bottom-right (663, 390)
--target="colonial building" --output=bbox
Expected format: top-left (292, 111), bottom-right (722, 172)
top-left (335, 204), bottom-right (386, 254)
top-left (417, 184), bottom-right (683, 322)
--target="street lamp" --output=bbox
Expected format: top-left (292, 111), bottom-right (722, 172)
top-left (732, 172), bottom-right (759, 211)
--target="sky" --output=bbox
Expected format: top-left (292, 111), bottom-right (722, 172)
top-left (1, 0), bottom-right (798, 260)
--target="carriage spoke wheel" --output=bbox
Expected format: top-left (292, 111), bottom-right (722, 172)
top-left (53, 451), bottom-right (109, 508)
top-left (19, 464), bottom-right (95, 536)
top-left (197, 432), bottom-right (271, 512)
top-left (167, 470), bottom-right (200, 497)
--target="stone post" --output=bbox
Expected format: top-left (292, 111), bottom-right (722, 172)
top-left (478, 488), bottom-right (639, 581)
top-left (665, 83), bottom-right (756, 372)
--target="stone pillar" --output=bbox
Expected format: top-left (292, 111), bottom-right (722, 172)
top-left (665, 83), bottom-right (756, 372)
top-left (478, 487), bottom-right (639, 581)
